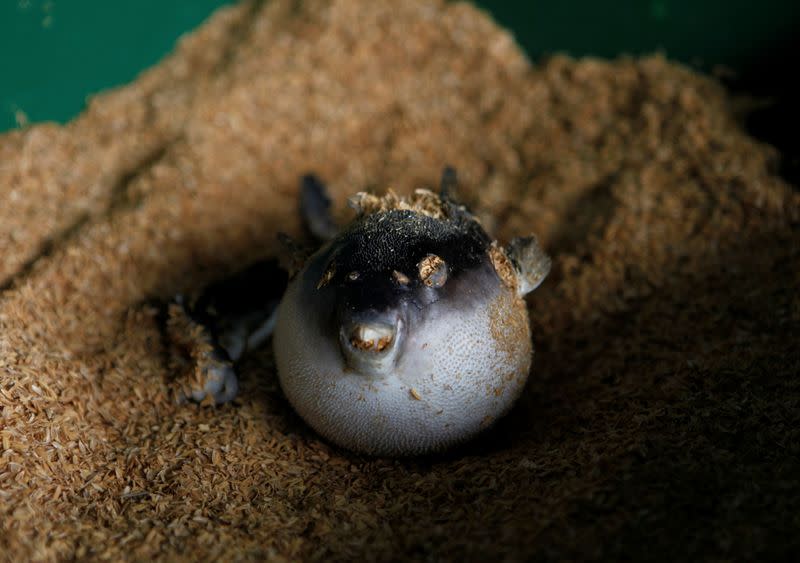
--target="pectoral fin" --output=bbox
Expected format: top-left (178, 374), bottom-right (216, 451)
top-left (506, 236), bottom-right (551, 297)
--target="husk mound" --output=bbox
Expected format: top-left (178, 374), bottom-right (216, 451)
top-left (1, 0), bottom-right (798, 560)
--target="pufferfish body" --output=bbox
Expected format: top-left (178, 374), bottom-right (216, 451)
top-left (274, 178), bottom-right (550, 456)
top-left (169, 170), bottom-right (550, 457)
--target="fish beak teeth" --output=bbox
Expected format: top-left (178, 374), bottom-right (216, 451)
top-left (339, 317), bottom-right (404, 376)
top-left (349, 323), bottom-right (395, 352)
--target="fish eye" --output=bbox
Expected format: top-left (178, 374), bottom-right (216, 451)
top-left (417, 254), bottom-right (447, 288)
top-left (347, 271), bottom-right (360, 281)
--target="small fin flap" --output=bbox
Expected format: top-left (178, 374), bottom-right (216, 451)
top-left (506, 236), bottom-right (551, 297)
top-left (439, 165), bottom-right (458, 202)
top-left (300, 173), bottom-right (339, 241)
top-left (437, 166), bottom-right (484, 229)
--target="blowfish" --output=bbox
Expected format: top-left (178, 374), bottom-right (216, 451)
top-left (168, 168), bottom-right (550, 456)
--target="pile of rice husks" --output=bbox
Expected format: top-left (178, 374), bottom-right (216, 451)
top-left (1, 0), bottom-right (797, 560)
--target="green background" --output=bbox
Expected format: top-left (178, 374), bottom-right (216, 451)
top-left (1, 0), bottom-right (798, 132)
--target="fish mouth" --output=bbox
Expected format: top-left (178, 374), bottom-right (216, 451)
top-left (339, 312), bottom-right (404, 376)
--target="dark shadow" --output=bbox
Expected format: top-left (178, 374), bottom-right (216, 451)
top-left (722, 32), bottom-right (800, 188)
top-left (523, 228), bottom-right (799, 559)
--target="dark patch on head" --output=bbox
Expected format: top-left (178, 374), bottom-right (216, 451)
top-left (328, 209), bottom-right (490, 281)
top-left (300, 207), bottom-right (501, 344)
